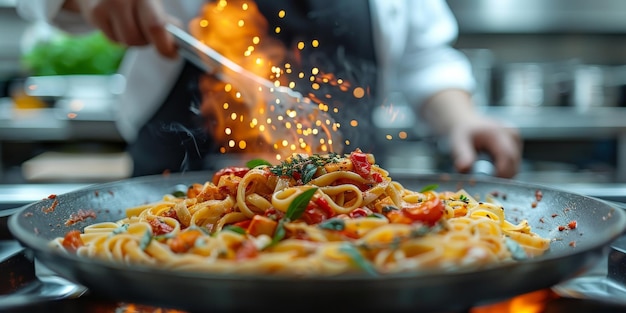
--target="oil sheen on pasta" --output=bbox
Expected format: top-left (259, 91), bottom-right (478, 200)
top-left (53, 149), bottom-right (550, 276)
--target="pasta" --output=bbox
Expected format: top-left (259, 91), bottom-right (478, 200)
top-left (53, 149), bottom-right (551, 276)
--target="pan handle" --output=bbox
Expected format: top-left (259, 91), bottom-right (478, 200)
top-left (470, 152), bottom-right (495, 176)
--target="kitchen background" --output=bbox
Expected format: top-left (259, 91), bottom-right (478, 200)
top-left (1, 0), bottom-right (626, 203)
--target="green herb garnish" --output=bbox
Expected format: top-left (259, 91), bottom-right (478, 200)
top-left (269, 153), bottom-right (340, 184)
top-left (318, 218), bottom-right (346, 231)
top-left (420, 184), bottom-right (439, 193)
top-left (339, 243), bottom-right (378, 276)
top-left (285, 188), bottom-right (318, 221)
top-left (223, 225), bottom-right (246, 235)
top-left (139, 230), bottom-right (152, 250)
top-left (111, 224), bottom-right (129, 236)
top-left (171, 184), bottom-right (188, 198)
top-left (268, 187), bottom-right (318, 247)
top-left (246, 158), bottom-right (272, 169)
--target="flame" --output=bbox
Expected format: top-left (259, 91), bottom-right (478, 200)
top-left (471, 289), bottom-right (558, 313)
top-left (111, 289), bottom-right (558, 312)
top-left (187, 0), bottom-right (344, 160)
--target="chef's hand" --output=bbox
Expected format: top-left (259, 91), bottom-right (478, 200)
top-left (62, 0), bottom-right (178, 58)
top-left (421, 89), bottom-right (522, 178)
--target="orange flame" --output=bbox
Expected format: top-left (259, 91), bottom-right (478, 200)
top-left (187, 0), bottom-right (343, 160)
top-left (471, 289), bottom-right (558, 313)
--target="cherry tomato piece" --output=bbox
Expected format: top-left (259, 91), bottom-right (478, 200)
top-left (402, 197), bottom-right (444, 226)
top-left (212, 166), bottom-right (250, 185)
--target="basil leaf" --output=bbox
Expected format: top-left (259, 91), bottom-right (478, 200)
top-left (367, 213), bottom-right (386, 219)
top-left (246, 158), bottom-right (272, 169)
top-left (140, 230), bottom-right (152, 250)
top-left (171, 184), bottom-right (188, 198)
top-left (267, 219), bottom-right (287, 249)
top-left (301, 163), bottom-right (318, 184)
top-left (318, 218), bottom-right (346, 231)
top-left (111, 224), bottom-right (129, 236)
top-left (339, 243), bottom-right (378, 276)
top-left (420, 184), bottom-right (439, 193)
top-left (285, 188), bottom-right (318, 221)
top-left (505, 237), bottom-right (528, 261)
top-left (223, 225), bottom-right (246, 235)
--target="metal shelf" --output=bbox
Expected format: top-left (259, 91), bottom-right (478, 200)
top-left (481, 106), bottom-right (626, 139)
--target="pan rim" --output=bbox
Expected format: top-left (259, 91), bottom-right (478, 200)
top-left (8, 172), bottom-right (626, 282)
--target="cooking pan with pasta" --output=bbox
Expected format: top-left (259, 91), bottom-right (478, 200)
top-left (8, 151), bottom-right (626, 313)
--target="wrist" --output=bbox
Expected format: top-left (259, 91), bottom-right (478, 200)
top-left (419, 89), bottom-right (476, 135)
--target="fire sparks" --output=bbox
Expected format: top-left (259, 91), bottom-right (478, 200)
top-left (187, 0), bottom-right (380, 160)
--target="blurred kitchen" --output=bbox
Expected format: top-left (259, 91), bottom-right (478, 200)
top-left (376, 0), bottom-right (626, 201)
top-left (2, 0), bottom-right (626, 205)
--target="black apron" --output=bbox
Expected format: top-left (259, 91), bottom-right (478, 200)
top-left (129, 0), bottom-right (377, 176)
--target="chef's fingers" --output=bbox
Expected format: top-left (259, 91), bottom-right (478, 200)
top-left (81, 1), bottom-right (118, 42)
top-left (110, 0), bottom-right (150, 46)
top-left (450, 129), bottom-right (477, 175)
top-left (489, 128), bottom-right (522, 179)
top-left (137, 0), bottom-right (178, 58)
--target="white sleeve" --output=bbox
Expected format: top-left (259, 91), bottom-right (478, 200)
top-left (15, 0), bottom-right (64, 21)
top-left (395, 0), bottom-right (475, 107)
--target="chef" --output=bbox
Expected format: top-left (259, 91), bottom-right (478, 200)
top-left (16, 0), bottom-right (522, 178)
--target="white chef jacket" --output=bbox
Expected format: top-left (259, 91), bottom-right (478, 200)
top-left (16, 0), bottom-right (475, 143)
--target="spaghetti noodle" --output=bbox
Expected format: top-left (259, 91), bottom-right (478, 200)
top-left (52, 149), bottom-right (550, 276)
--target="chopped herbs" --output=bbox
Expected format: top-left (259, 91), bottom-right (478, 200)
top-left (459, 194), bottom-right (469, 202)
top-left (269, 153), bottom-right (340, 183)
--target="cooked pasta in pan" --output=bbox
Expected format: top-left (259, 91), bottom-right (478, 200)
top-left (52, 149), bottom-right (551, 276)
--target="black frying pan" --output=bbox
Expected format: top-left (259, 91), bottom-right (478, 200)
top-left (8, 172), bottom-right (626, 313)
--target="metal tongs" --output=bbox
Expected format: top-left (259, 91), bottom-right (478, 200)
top-left (165, 23), bottom-right (304, 104)
top-left (165, 23), bottom-right (343, 154)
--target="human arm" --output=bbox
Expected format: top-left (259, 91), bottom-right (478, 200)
top-left (389, 0), bottom-right (521, 178)
top-left (419, 89), bottom-right (522, 178)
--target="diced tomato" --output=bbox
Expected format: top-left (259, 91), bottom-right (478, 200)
top-left (302, 204), bottom-right (328, 225)
top-left (247, 215), bottom-right (278, 237)
top-left (350, 151), bottom-right (371, 179)
top-left (169, 229), bottom-right (203, 253)
top-left (161, 208), bottom-right (178, 220)
top-left (62, 230), bottom-right (84, 253)
top-left (349, 208), bottom-right (369, 219)
top-left (187, 183), bottom-right (203, 198)
top-left (385, 210), bottom-right (413, 224)
top-left (236, 240), bottom-right (259, 260)
top-left (263, 208), bottom-right (284, 221)
top-left (233, 219), bottom-right (252, 229)
top-left (402, 197), bottom-right (444, 226)
top-left (371, 172), bottom-right (384, 183)
top-left (314, 197), bottom-right (335, 218)
top-left (212, 166), bottom-right (250, 185)
top-left (149, 218), bottom-right (174, 235)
